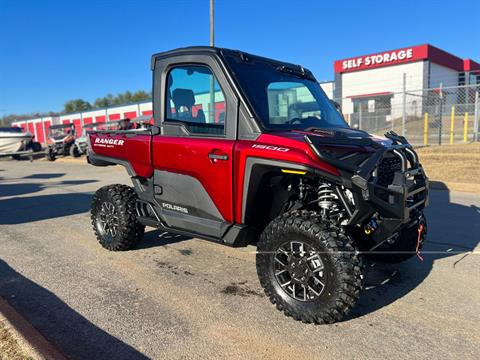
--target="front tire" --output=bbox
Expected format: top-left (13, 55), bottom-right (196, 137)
top-left (69, 145), bottom-right (81, 158)
top-left (45, 147), bottom-right (56, 161)
top-left (256, 211), bottom-right (364, 324)
top-left (91, 184), bottom-right (145, 251)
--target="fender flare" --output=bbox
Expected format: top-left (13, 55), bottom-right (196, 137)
top-left (241, 157), bottom-right (342, 223)
top-left (87, 152), bottom-right (136, 177)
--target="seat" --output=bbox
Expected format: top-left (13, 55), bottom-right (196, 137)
top-left (172, 89), bottom-right (196, 120)
top-left (196, 109), bottom-right (206, 123)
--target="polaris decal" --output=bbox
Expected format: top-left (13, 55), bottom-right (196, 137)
top-left (94, 137), bottom-right (125, 148)
top-left (162, 202), bottom-right (189, 214)
top-left (252, 144), bottom-right (290, 152)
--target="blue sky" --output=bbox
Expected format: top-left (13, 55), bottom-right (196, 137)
top-left (1, 0), bottom-right (479, 115)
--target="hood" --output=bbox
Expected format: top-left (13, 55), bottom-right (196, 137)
top-left (276, 127), bottom-right (402, 175)
top-left (301, 127), bottom-right (393, 148)
top-left (271, 127), bottom-right (393, 149)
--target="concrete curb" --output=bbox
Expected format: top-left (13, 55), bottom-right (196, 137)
top-left (0, 298), bottom-right (66, 360)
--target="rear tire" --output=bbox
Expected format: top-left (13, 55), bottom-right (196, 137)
top-left (91, 184), bottom-right (145, 251)
top-left (256, 211), bottom-right (364, 324)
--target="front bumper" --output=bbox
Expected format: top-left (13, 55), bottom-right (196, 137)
top-left (305, 132), bottom-right (429, 243)
top-left (352, 144), bottom-right (429, 221)
top-left (350, 144), bottom-right (429, 243)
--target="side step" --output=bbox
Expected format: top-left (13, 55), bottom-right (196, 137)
top-left (135, 199), bottom-right (223, 243)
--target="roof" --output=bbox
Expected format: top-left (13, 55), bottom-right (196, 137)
top-left (347, 91), bottom-right (393, 99)
top-left (463, 59), bottom-right (480, 72)
top-left (150, 46), bottom-right (314, 77)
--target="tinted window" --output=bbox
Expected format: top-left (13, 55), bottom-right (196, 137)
top-left (166, 65), bottom-right (226, 136)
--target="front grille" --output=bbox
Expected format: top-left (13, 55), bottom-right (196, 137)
top-left (376, 155), bottom-right (402, 187)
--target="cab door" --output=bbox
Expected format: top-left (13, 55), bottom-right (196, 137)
top-left (151, 56), bottom-right (238, 238)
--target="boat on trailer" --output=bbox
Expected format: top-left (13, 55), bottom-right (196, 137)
top-left (0, 127), bottom-right (41, 158)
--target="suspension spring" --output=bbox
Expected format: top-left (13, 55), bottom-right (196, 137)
top-left (318, 183), bottom-right (338, 210)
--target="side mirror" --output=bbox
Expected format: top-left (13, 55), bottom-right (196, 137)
top-left (150, 124), bottom-right (161, 135)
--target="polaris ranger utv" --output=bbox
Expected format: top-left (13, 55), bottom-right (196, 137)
top-left (87, 47), bottom-right (428, 324)
top-left (45, 123), bottom-right (76, 161)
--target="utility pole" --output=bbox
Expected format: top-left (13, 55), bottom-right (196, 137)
top-left (402, 73), bottom-right (406, 137)
top-left (208, 0), bottom-right (215, 123)
top-left (210, 0), bottom-right (215, 47)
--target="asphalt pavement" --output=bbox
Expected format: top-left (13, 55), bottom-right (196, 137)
top-left (0, 158), bottom-right (479, 359)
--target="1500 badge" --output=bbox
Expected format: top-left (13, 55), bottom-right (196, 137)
top-left (252, 144), bottom-right (290, 152)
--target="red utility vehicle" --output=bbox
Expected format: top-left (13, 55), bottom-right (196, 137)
top-left (87, 47), bottom-right (428, 324)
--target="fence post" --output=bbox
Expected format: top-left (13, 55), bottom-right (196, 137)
top-left (438, 82), bottom-right (443, 145)
top-left (474, 90), bottom-right (479, 141)
top-left (424, 112), bottom-right (428, 145)
top-left (450, 106), bottom-right (455, 145)
top-left (402, 73), bottom-right (406, 136)
top-left (464, 112), bottom-right (469, 142)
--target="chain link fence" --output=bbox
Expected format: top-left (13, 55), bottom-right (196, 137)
top-left (337, 84), bottom-right (480, 146)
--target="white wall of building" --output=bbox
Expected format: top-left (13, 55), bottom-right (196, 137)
top-left (319, 81), bottom-right (334, 99)
top-left (428, 63), bottom-right (459, 106)
top-left (340, 61), bottom-right (425, 117)
top-left (428, 63), bottom-right (459, 89)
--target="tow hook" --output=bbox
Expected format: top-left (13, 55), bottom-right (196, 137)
top-left (364, 218), bottom-right (378, 235)
top-left (416, 223), bottom-right (425, 261)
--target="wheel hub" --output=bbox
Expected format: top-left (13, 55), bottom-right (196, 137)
top-left (98, 201), bottom-right (119, 238)
top-left (288, 257), bottom-right (311, 284)
top-left (273, 240), bottom-right (327, 302)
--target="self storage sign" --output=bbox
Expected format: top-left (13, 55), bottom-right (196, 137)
top-left (334, 46), bottom-right (426, 73)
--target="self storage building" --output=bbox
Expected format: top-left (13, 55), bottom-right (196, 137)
top-left (333, 44), bottom-right (480, 127)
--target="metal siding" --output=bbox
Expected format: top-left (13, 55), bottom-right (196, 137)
top-left (35, 122), bottom-right (45, 143)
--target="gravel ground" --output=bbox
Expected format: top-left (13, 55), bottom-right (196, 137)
top-left (0, 158), bottom-right (479, 360)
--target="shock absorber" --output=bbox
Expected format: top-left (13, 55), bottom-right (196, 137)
top-left (318, 183), bottom-right (338, 211)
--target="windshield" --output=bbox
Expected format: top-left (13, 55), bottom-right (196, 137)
top-left (49, 125), bottom-right (74, 140)
top-left (223, 54), bottom-right (348, 131)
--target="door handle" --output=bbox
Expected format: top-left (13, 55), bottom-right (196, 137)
top-left (208, 152), bottom-right (229, 161)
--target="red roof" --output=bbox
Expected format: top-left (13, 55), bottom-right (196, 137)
top-left (347, 92), bottom-right (393, 99)
top-left (463, 59), bottom-right (480, 72)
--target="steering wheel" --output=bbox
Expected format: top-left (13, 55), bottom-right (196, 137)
top-left (286, 116), bottom-right (320, 125)
top-left (285, 117), bottom-right (305, 125)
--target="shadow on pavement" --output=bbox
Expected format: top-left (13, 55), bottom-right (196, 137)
top-left (349, 188), bottom-right (480, 320)
top-left (0, 179), bottom-right (97, 198)
top-left (0, 259), bottom-right (148, 360)
top-left (24, 173), bottom-right (65, 180)
top-left (138, 230), bottom-right (193, 249)
top-left (0, 180), bottom-right (97, 200)
top-left (0, 193), bottom-right (93, 224)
